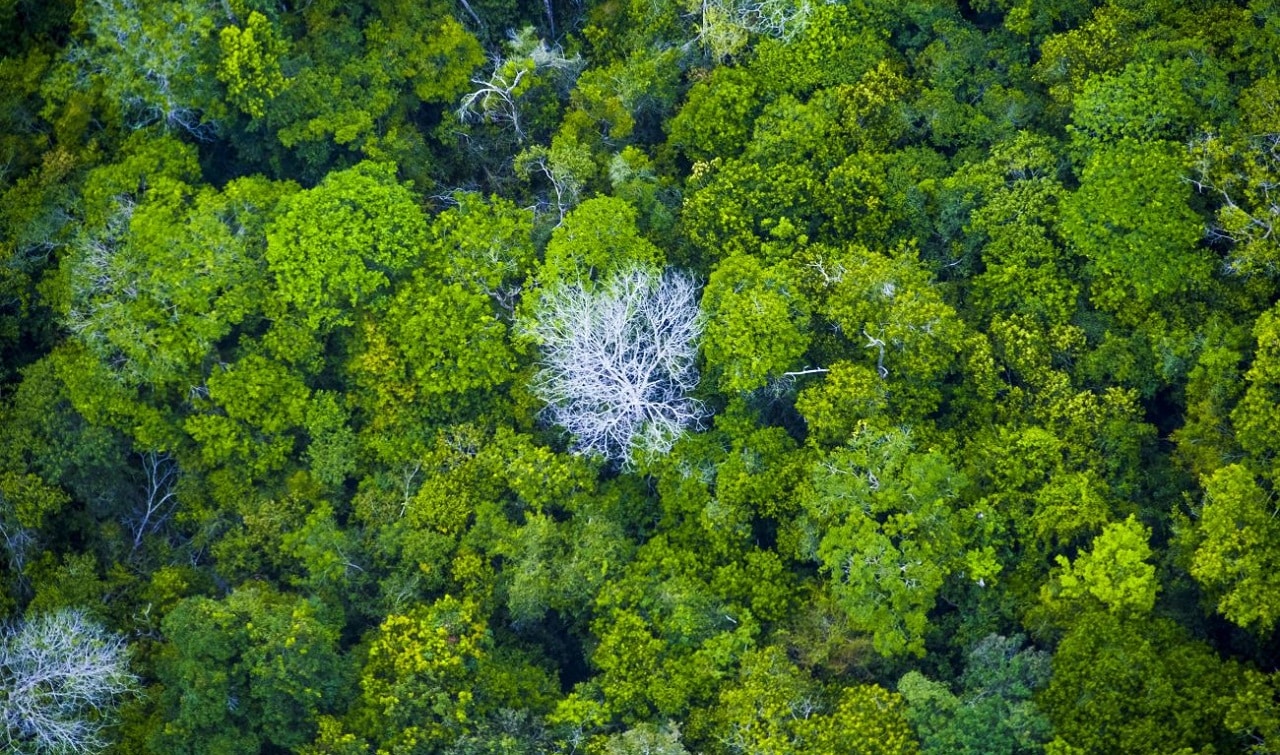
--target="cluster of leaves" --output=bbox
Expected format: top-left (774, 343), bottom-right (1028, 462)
top-left (4, 0), bottom-right (1280, 753)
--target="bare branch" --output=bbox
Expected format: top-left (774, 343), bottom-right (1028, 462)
top-left (1, 609), bottom-right (137, 753)
top-left (128, 451), bottom-right (179, 551)
top-left (521, 269), bottom-right (708, 464)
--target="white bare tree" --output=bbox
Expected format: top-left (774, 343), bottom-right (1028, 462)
top-left (522, 269), bottom-right (708, 464)
top-left (1, 609), bottom-right (136, 754)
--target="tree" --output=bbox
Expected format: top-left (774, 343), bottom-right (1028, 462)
top-left (63, 174), bottom-right (288, 392)
top-left (899, 635), bottom-right (1052, 755)
top-left (1, 609), bottom-right (136, 754)
top-left (1039, 612), bottom-right (1238, 754)
top-left (1188, 464), bottom-right (1280, 633)
top-left (709, 645), bottom-right (918, 754)
top-left (795, 426), bottom-right (984, 657)
top-left (71, 0), bottom-right (223, 135)
top-left (693, 0), bottom-right (813, 61)
top-left (265, 161), bottom-right (427, 330)
top-left (1060, 138), bottom-right (1210, 313)
top-left (701, 255), bottom-right (811, 393)
top-left (457, 28), bottom-right (583, 143)
top-left (353, 595), bottom-right (490, 753)
top-left (155, 586), bottom-right (348, 755)
top-left (1040, 515), bottom-right (1159, 617)
top-left (521, 268), bottom-right (707, 464)
top-left (1188, 75), bottom-right (1280, 276)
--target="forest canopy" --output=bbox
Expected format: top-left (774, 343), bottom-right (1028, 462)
top-left (3, 0), bottom-right (1280, 753)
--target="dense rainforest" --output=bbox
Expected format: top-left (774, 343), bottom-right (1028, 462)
top-left (3, 0), bottom-right (1280, 752)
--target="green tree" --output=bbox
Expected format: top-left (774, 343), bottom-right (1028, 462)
top-left (265, 162), bottom-right (428, 330)
top-left (352, 595), bottom-right (489, 753)
top-left (1061, 139), bottom-right (1210, 313)
top-left (1041, 515), bottom-right (1158, 617)
top-left (899, 634), bottom-right (1051, 755)
top-left (1039, 612), bottom-right (1238, 755)
top-left (796, 427), bottom-right (987, 657)
top-left (701, 255), bottom-right (810, 393)
top-left (156, 586), bottom-right (348, 754)
top-left (1188, 464), bottom-right (1280, 633)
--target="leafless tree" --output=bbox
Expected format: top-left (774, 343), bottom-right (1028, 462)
top-left (456, 29), bottom-right (583, 143)
top-left (1, 609), bottom-right (136, 754)
top-left (522, 269), bottom-right (708, 464)
top-left (127, 451), bottom-right (179, 551)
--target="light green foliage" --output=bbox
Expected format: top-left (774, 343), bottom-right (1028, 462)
top-left (1042, 515), bottom-right (1158, 615)
top-left (957, 133), bottom-right (1079, 325)
top-left (305, 392), bottom-right (358, 488)
top-left (185, 353), bottom-right (311, 475)
top-left (682, 61), bottom-right (912, 259)
top-left (701, 255), bottom-right (810, 392)
top-left (804, 684), bottom-right (920, 755)
top-left (667, 67), bottom-right (763, 162)
top-left (821, 147), bottom-right (950, 252)
top-left (1032, 5), bottom-right (1140, 107)
top-left (1225, 668), bottom-right (1280, 755)
top-left (379, 272), bottom-right (514, 397)
top-left (748, 4), bottom-right (893, 95)
top-left (586, 534), bottom-right (766, 721)
top-left (0, 143), bottom-right (75, 362)
top-left (539, 196), bottom-right (664, 284)
top-left (428, 193), bottom-right (536, 297)
top-left (1061, 139), bottom-right (1210, 311)
top-left (795, 361), bottom-right (888, 446)
top-left (1039, 613), bottom-right (1238, 755)
top-left (604, 721), bottom-right (690, 755)
top-left (691, 0), bottom-right (813, 62)
top-left (1070, 60), bottom-right (1203, 143)
top-left (1189, 464), bottom-right (1280, 632)
top-left (456, 27), bottom-right (582, 145)
top-left (799, 427), bottom-right (981, 656)
top-left (64, 175), bottom-right (289, 390)
top-left (1170, 319), bottom-right (1250, 478)
top-left (367, 4), bottom-right (483, 106)
top-left (909, 14), bottom-right (1043, 150)
top-left (218, 11), bottom-right (288, 119)
top-left (9, 2), bottom-right (1280, 753)
top-left (354, 595), bottom-right (489, 752)
top-left (269, 1), bottom-right (482, 170)
top-left (266, 162), bottom-right (428, 328)
top-left (801, 243), bottom-right (966, 417)
top-left (1232, 302), bottom-right (1280, 460)
top-left (710, 645), bottom-right (918, 754)
top-left (568, 48), bottom-right (683, 145)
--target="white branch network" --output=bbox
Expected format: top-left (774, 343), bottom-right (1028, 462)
top-left (1, 609), bottom-right (136, 754)
top-left (523, 269), bottom-right (708, 464)
top-left (128, 451), bottom-right (179, 551)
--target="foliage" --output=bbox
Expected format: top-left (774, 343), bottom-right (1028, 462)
top-left (5, 2), bottom-right (1280, 754)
